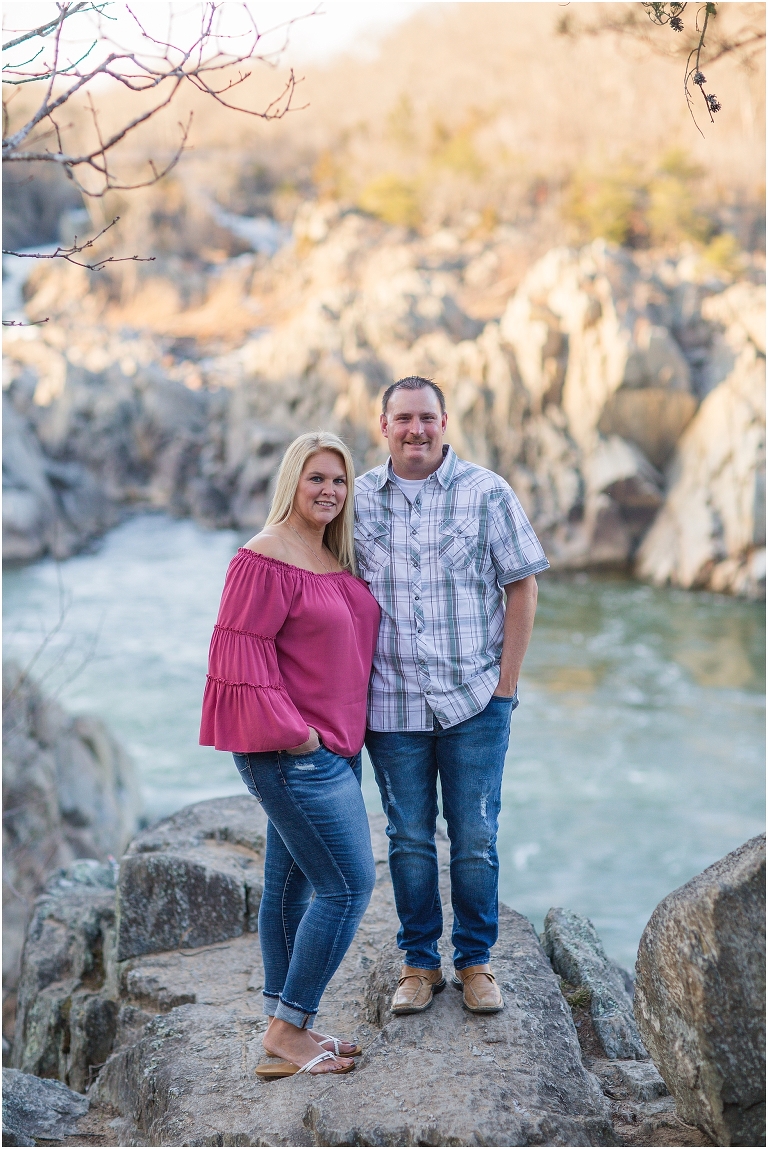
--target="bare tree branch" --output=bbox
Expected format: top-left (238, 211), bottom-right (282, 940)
top-left (557, 0), bottom-right (764, 133)
top-left (2, 3), bottom-right (107, 54)
top-left (3, 3), bottom-right (312, 200)
top-left (2, 318), bottom-right (50, 327)
top-left (2, 214), bottom-right (154, 269)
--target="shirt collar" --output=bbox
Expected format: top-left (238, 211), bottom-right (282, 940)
top-left (377, 445), bottom-right (458, 491)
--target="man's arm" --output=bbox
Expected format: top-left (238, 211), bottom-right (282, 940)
top-left (493, 575), bottom-right (539, 697)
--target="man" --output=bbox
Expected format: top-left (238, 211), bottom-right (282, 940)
top-left (354, 376), bottom-right (548, 1016)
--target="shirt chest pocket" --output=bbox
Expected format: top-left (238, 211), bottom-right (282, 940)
top-left (354, 520), bottom-right (390, 578)
top-left (438, 517), bottom-right (481, 571)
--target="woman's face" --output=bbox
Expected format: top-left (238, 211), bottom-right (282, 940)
top-left (293, 450), bottom-right (348, 529)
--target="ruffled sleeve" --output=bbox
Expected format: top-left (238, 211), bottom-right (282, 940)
top-left (199, 550), bottom-right (311, 752)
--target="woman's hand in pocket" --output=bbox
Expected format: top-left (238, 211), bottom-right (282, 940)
top-left (286, 727), bottom-right (321, 755)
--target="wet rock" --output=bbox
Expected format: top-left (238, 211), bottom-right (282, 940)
top-left (634, 833), bottom-right (766, 1147)
top-left (543, 907), bottom-right (648, 1060)
top-left (2, 663), bottom-right (141, 1046)
top-left (2, 1068), bottom-right (89, 1145)
top-left (115, 797), bottom-right (266, 960)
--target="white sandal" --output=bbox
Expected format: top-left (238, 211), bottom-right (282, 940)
top-left (255, 1049), bottom-right (354, 1078)
top-left (316, 1033), bottom-right (362, 1056)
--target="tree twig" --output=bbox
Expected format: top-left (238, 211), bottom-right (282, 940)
top-left (2, 215), bottom-right (156, 269)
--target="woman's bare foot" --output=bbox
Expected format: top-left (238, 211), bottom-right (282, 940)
top-left (262, 1018), bottom-right (353, 1074)
top-left (265, 1018), bottom-right (358, 1057)
top-left (308, 1029), bottom-right (359, 1055)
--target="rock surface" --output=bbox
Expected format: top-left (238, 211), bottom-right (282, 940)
top-left (12, 861), bottom-right (120, 1091)
top-left (115, 797), bottom-right (266, 961)
top-left (11, 795), bottom-right (721, 1146)
top-left (2, 395), bottom-right (119, 564)
top-left (2, 663), bottom-right (142, 1051)
top-left (637, 336), bottom-right (765, 597)
top-left (2, 1067), bottom-right (89, 1146)
top-left (634, 833), bottom-right (766, 1147)
top-left (4, 217), bottom-right (764, 598)
top-left (543, 907), bottom-right (649, 1061)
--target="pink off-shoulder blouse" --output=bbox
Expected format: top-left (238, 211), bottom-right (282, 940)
top-left (200, 549), bottom-right (380, 757)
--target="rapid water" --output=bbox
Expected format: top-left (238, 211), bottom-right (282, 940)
top-left (4, 514), bottom-right (764, 967)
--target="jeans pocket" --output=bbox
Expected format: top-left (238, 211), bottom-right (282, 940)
top-left (282, 743), bottom-right (331, 772)
top-left (489, 690), bottom-right (519, 712)
top-left (232, 753), bottom-right (262, 801)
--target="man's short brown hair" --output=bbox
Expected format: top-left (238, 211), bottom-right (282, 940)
top-left (381, 376), bottom-right (446, 416)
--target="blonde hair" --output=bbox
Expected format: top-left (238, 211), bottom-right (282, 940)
top-left (265, 432), bottom-right (357, 574)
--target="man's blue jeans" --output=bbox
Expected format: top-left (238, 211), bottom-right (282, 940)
top-left (233, 747), bottom-right (376, 1028)
top-left (366, 693), bottom-right (517, 971)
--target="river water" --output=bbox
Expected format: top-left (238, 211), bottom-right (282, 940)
top-left (4, 514), bottom-right (764, 968)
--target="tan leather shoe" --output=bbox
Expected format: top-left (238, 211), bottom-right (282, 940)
top-left (451, 964), bottom-right (504, 1013)
top-left (390, 966), bottom-right (446, 1014)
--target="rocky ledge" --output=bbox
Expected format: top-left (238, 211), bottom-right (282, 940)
top-left (10, 796), bottom-right (764, 1147)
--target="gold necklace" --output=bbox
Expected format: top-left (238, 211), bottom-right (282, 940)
top-left (288, 524), bottom-right (335, 573)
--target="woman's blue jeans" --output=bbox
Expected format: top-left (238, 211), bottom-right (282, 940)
top-left (233, 747), bottom-right (376, 1029)
top-left (365, 693), bottom-right (517, 972)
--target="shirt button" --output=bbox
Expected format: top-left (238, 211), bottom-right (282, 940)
top-left (414, 594), bottom-right (420, 600)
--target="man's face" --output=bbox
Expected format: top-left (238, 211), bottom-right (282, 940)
top-left (380, 387), bottom-right (448, 478)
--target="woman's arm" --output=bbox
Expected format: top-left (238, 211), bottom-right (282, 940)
top-left (200, 551), bottom-right (311, 753)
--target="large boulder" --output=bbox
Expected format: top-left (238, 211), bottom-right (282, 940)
top-left (2, 664), bottom-right (142, 1039)
top-left (11, 861), bottom-right (119, 1091)
top-left (634, 833), bottom-right (766, 1147)
top-left (115, 796), bottom-right (266, 961)
top-left (2, 1068), bottom-right (89, 1146)
top-left (91, 809), bottom-right (617, 1146)
top-left (543, 907), bottom-right (648, 1061)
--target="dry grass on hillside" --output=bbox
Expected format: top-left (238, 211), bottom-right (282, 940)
top-left (135, 3), bottom-right (765, 233)
top-left (6, 3), bottom-right (764, 338)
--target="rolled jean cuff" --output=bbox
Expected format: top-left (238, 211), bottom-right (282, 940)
top-left (274, 997), bottom-right (316, 1029)
top-left (262, 991), bottom-right (280, 1017)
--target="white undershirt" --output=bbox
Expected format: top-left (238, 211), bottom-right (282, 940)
top-left (392, 474), bottom-right (427, 502)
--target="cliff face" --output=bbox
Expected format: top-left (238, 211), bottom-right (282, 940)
top-left (3, 210), bottom-right (765, 597)
top-left (2, 664), bottom-right (143, 1053)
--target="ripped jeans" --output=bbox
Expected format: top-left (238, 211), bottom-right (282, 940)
top-left (233, 747), bottom-right (375, 1029)
top-left (365, 693), bottom-right (517, 971)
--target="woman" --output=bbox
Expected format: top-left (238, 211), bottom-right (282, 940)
top-left (200, 432), bottom-right (380, 1077)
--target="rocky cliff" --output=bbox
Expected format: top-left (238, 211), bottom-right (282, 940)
top-left (11, 795), bottom-right (722, 1148)
top-left (3, 212), bottom-right (765, 597)
top-left (2, 664), bottom-right (143, 1058)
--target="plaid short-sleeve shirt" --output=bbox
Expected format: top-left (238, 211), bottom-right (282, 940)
top-left (354, 446), bottom-right (549, 731)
